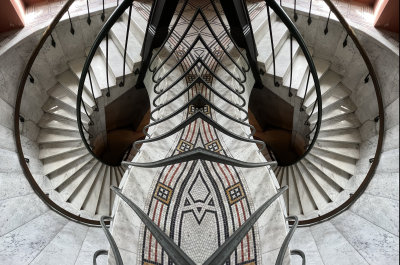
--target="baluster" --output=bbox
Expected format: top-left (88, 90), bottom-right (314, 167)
top-left (81, 99), bottom-right (94, 126)
top-left (266, 5), bottom-right (279, 87)
top-left (294, 0), bottom-right (298, 22)
top-left (288, 34), bottom-right (293, 97)
top-left (304, 100), bottom-right (317, 126)
top-left (120, 4), bottom-right (133, 87)
top-left (300, 70), bottom-right (311, 111)
top-left (308, 0), bottom-right (313, 25)
top-left (28, 73), bottom-right (34, 83)
top-left (342, 33), bottom-right (349, 47)
top-left (67, 11), bottom-right (75, 35)
top-left (324, 11), bottom-right (331, 35)
top-left (101, 0), bottom-right (105, 21)
top-left (50, 34), bottom-right (56, 47)
top-left (86, 0), bottom-right (91, 25)
top-left (106, 34), bottom-right (110, 97)
top-left (88, 70), bottom-right (99, 111)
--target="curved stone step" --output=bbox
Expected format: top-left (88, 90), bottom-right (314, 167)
top-left (38, 113), bottom-right (79, 132)
top-left (39, 141), bottom-right (85, 160)
top-left (68, 57), bottom-right (102, 99)
top-left (43, 147), bottom-right (88, 175)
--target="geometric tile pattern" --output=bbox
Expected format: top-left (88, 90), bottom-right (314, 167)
top-left (154, 182), bottom-right (173, 205)
top-left (226, 182), bottom-right (246, 205)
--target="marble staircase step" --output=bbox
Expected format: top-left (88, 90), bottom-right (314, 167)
top-left (282, 49), bottom-right (312, 90)
top-left (82, 164), bottom-right (108, 216)
top-left (309, 97), bottom-right (356, 124)
top-left (43, 148), bottom-right (88, 176)
top-left (110, 21), bottom-right (142, 71)
top-left (257, 19), bottom-right (289, 71)
top-left (96, 166), bottom-right (111, 216)
top-left (123, 7), bottom-right (147, 43)
top-left (252, 7), bottom-right (276, 44)
top-left (47, 83), bottom-right (88, 115)
top-left (37, 128), bottom-right (82, 144)
top-left (86, 49), bottom-right (117, 90)
top-left (293, 164), bottom-right (318, 214)
top-left (303, 70), bottom-right (342, 108)
top-left (314, 141), bottom-right (360, 160)
top-left (296, 57), bottom-right (330, 98)
top-left (68, 57), bottom-right (102, 99)
top-left (320, 113), bottom-right (361, 131)
top-left (288, 166), bottom-right (303, 216)
top-left (310, 148), bottom-right (356, 177)
top-left (99, 38), bottom-right (132, 83)
top-left (42, 98), bottom-right (88, 124)
top-left (57, 71), bottom-right (96, 108)
top-left (280, 167), bottom-right (289, 214)
top-left (266, 37), bottom-right (300, 83)
top-left (38, 113), bottom-right (78, 132)
top-left (39, 141), bottom-right (85, 160)
top-left (318, 82), bottom-right (351, 110)
top-left (297, 161), bottom-right (331, 209)
top-left (317, 128), bottom-right (362, 144)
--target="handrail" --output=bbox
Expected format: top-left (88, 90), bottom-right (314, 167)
top-left (13, 0), bottom-right (107, 225)
top-left (99, 216), bottom-right (123, 265)
top-left (122, 147), bottom-right (277, 168)
top-left (275, 215), bottom-right (299, 265)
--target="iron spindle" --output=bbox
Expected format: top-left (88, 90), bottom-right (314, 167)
top-left (324, 11), bottom-right (331, 35)
top-left (308, 0), bottom-right (313, 25)
top-left (267, 5), bottom-right (279, 87)
top-left (86, 0), bottom-right (91, 25)
top-left (120, 4), bottom-right (133, 87)
top-left (50, 34), bottom-right (56, 47)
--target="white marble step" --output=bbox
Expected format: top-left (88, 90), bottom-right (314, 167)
top-left (296, 57), bottom-right (330, 98)
top-left (86, 49), bottom-right (117, 90)
top-left (96, 166), bottom-right (111, 215)
top-left (252, 7), bottom-right (276, 44)
top-left (266, 37), bottom-right (300, 82)
top-left (82, 164), bottom-right (108, 216)
top-left (317, 128), bottom-right (362, 144)
top-left (309, 98), bottom-right (356, 124)
top-left (110, 21), bottom-right (142, 71)
top-left (99, 38), bottom-right (132, 83)
top-left (68, 57), bottom-right (102, 99)
top-left (47, 84), bottom-right (90, 118)
top-left (42, 99), bottom-right (78, 122)
top-left (301, 158), bottom-right (341, 202)
top-left (288, 166), bottom-right (302, 215)
top-left (310, 148), bottom-right (356, 177)
top-left (303, 70), bottom-right (342, 108)
top-left (280, 167), bottom-right (289, 214)
top-left (110, 167), bottom-right (118, 209)
top-left (314, 141), bottom-right (360, 160)
top-left (292, 164), bottom-right (318, 214)
top-left (320, 113), bottom-right (361, 131)
top-left (319, 82), bottom-right (351, 110)
top-left (37, 129), bottom-right (82, 144)
top-left (257, 19), bottom-right (289, 71)
top-left (123, 7), bottom-right (147, 43)
top-left (297, 161), bottom-right (331, 209)
top-left (39, 141), bottom-right (85, 160)
top-left (38, 113), bottom-right (78, 132)
top-left (57, 71), bottom-right (95, 108)
top-left (282, 49), bottom-right (312, 90)
top-left (68, 162), bottom-right (103, 209)
top-left (43, 148), bottom-right (88, 176)
top-left (54, 156), bottom-right (96, 195)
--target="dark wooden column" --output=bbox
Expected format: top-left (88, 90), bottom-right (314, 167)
top-left (219, 0), bottom-right (263, 88)
top-left (135, 0), bottom-right (179, 88)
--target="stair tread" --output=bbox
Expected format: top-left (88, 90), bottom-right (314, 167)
top-left (257, 19), bottom-right (289, 70)
top-left (110, 21), bottom-right (142, 71)
top-left (82, 165), bottom-right (108, 216)
top-left (304, 70), bottom-right (342, 108)
top-left (310, 98), bottom-right (356, 124)
top-left (68, 57), bottom-right (102, 98)
top-left (99, 38), bottom-right (131, 80)
top-left (266, 37), bottom-right (300, 80)
top-left (57, 71), bottom-right (95, 108)
top-left (39, 141), bottom-right (85, 160)
top-left (282, 49), bottom-right (311, 89)
top-left (38, 129), bottom-right (82, 144)
top-left (314, 141), bottom-right (360, 159)
top-left (39, 113), bottom-right (78, 131)
top-left (43, 148), bottom-right (88, 175)
top-left (320, 113), bottom-right (361, 131)
top-left (124, 7), bottom-right (147, 42)
top-left (318, 128), bottom-right (362, 143)
top-left (288, 166), bottom-right (302, 215)
top-left (310, 148), bottom-right (356, 176)
top-left (319, 82), bottom-right (351, 110)
top-left (297, 57), bottom-right (330, 98)
top-left (292, 164), bottom-right (318, 214)
top-left (86, 49), bottom-right (117, 90)
top-left (96, 166), bottom-right (111, 215)
top-left (252, 7), bottom-right (276, 44)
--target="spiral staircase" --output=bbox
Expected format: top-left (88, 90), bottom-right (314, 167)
top-left (1, 0), bottom-right (395, 264)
